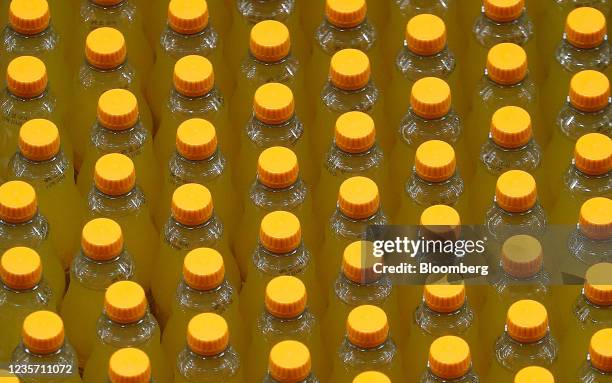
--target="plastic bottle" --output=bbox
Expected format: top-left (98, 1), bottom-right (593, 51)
top-left (567, 198), bottom-right (612, 265)
top-left (60, 218), bottom-right (134, 368)
top-left (152, 183), bottom-right (240, 327)
top-left (330, 305), bottom-right (404, 382)
top-left (353, 371), bottom-right (390, 383)
top-left (246, 276), bottom-right (327, 381)
top-left (86, 153), bottom-right (157, 291)
top-left (77, 89), bottom-right (160, 206)
top-left (418, 335), bottom-right (480, 383)
top-left (174, 313), bottom-right (243, 382)
top-left (0, 181), bottom-right (65, 297)
top-left (9, 311), bottom-right (81, 382)
top-left (162, 248), bottom-right (243, 365)
top-left (83, 281), bottom-right (172, 383)
top-left (7, 119), bottom-right (82, 269)
top-left (578, 328), bottom-right (612, 383)
top-left (514, 366), bottom-right (555, 383)
top-left (0, 247), bottom-right (55, 365)
top-left (108, 348), bottom-right (152, 383)
top-left (262, 340), bottom-right (319, 383)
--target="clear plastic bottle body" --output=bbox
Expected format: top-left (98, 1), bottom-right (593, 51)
top-left (484, 201), bottom-right (547, 242)
top-left (175, 346), bottom-right (242, 383)
top-left (331, 337), bottom-right (403, 382)
top-left (577, 358), bottom-right (612, 383)
top-left (493, 330), bottom-right (559, 372)
top-left (10, 341), bottom-right (81, 383)
top-left (558, 102), bottom-right (612, 141)
top-left (396, 46), bottom-right (456, 81)
top-left (567, 227), bottom-right (612, 265)
top-left (419, 368), bottom-right (480, 383)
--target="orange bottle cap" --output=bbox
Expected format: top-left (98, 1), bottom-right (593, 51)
top-left (0, 247), bottom-right (42, 290)
top-left (342, 241), bottom-right (379, 284)
top-left (353, 371), bottom-right (391, 383)
top-left (253, 83), bottom-right (295, 125)
top-left (335, 111), bottom-right (376, 153)
top-left (495, 170), bottom-right (537, 213)
top-left (514, 366), bottom-right (554, 383)
top-left (330, 48), bottom-right (371, 90)
top-left (419, 204), bottom-right (461, 239)
top-left (574, 133), bottom-right (612, 176)
top-left (424, 283), bottom-right (466, 313)
top-left (487, 43), bottom-right (528, 85)
top-left (85, 27), bottom-right (127, 69)
top-left (406, 14), bottom-right (447, 56)
top-left (168, 0), bottom-right (209, 34)
top-left (259, 211), bottom-right (301, 254)
top-left (171, 183), bottom-right (213, 226)
top-left (579, 197), bottom-right (612, 240)
top-left (565, 7), bottom-right (607, 49)
top-left (325, 0), bottom-right (367, 28)
top-left (9, 0), bottom-right (50, 35)
top-left (583, 262), bottom-right (612, 306)
top-left (257, 146), bottom-right (299, 189)
top-left (187, 313), bottom-right (229, 356)
top-left (173, 55), bottom-right (215, 97)
top-left (104, 281), bottom-right (147, 324)
top-left (265, 275), bottom-right (307, 319)
top-left (176, 118), bottom-right (218, 161)
top-left (6, 56), bottom-right (47, 98)
top-left (268, 340), bottom-right (311, 383)
top-left (590, 328), bottom-right (612, 372)
top-left (97, 89), bottom-right (139, 131)
top-left (250, 20), bottom-right (290, 63)
top-left (0, 180), bottom-right (37, 223)
top-left (415, 140), bottom-right (456, 182)
top-left (18, 119), bottom-right (60, 161)
top-left (491, 106), bottom-right (532, 148)
top-left (410, 77), bottom-right (452, 119)
top-left (506, 299), bottom-right (548, 343)
top-left (338, 176), bottom-right (380, 219)
top-left (346, 304), bottom-right (389, 348)
top-left (484, 0), bottom-right (524, 22)
top-left (183, 248), bottom-right (225, 291)
top-left (94, 153), bottom-right (136, 196)
top-left (108, 348), bottom-right (151, 383)
top-left (501, 235), bottom-right (543, 278)
top-left (569, 70), bottom-right (610, 113)
top-left (22, 311), bottom-right (64, 354)
top-left (428, 335), bottom-right (472, 379)
top-left (81, 218), bottom-right (124, 261)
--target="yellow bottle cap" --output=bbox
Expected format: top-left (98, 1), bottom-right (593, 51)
top-left (338, 176), bottom-right (380, 219)
top-left (415, 140), bottom-right (456, 182)
top-left (0, 247), bottom-right (42, 290)
top-left (176, 118), bottom-right (218, 161)
top-left (94, 153), bottom-right (136, 196)
top-left (406, 14), bottom-right (447, 56)
top-left (501, 235), bottom-right (543, 278)
top-left (583, 262), bottom-right (612, 306)
top-left (487, 43), bottom-right (528, 85)
top-left (419, 205), bottom-right (461, 239)
top-left (330, 48), bottom-right (371, 91)
top-left (265, 275), bottom-right (307, 319)
top-left (86, 27), bottom-right (127, 69)
top-left (495, 170), bottom-right (537, 213)
top-left (428, 335), bottom-right (472, 379)
top-left (424, 283), bottom-right (466, 313)
top-left (104, 281), bottom-right (147, 324)
top-left (335, 111), bottom-right (376, 153)
top-left (253, 83), bottom-right (295, 125)
top-left (168, 0), bottom-right (209, 34)
top-left (108, 348), bottom-right (151, 383)
top-left (410, 77), bottom-right (451, 119)
top-left (18, 119), bottom-right (60, 161)
top-left (173, 55), bottom-right (214, 97)
top-left (342, 241), bottom-right (378, 284)
top-left (171, 183), bottom-right (213, 226)
top-left (187, 313), bottom-right (229, 356)
top-left (565, 7), bottom-right (607, 49)
top-left (484, 0), bottom-right (524, 22)
top-left (22, 311), bottom-right (64, 355)
top-left (250, 20), bottom-right (290, 63)
top-left (506, 299), bottom-right (548, 343)
top-left (353, 371), bottom-right (391, 383)
top-left (579, 197), bottom-right (612, 240)
top-left (260, 211), bottom-right (301, 254)
top-left (574, 133), bottom-right (612, 176)
top-left (9, 0), bottom-right (50, 35)
top-left (347, 304), bottom-right (388, 348)
top-left (325, 0), bottom-right (367, 28)
top-left (183, 248), bottom-right (225, 291)
top-left (6, 56), bottom-right (47, 98)
top-left (569, 70), bottom-right (610, 113)
top-left (268, 340), bottom-right (311, 383)
top-left (514, 366), bottom-right (554, 383)
top-left (81, 218), bottom-right (124, 261)
top-left (590, 328), bottom-right (612, 372)
top-left (97, 89), bottom-right (139, 131)
top-left (0, 180), bottom-right (37, 223)
top-left (257, 146), bottom-right (299, 189)
top-left (491, 106), bottom-right (532, 148)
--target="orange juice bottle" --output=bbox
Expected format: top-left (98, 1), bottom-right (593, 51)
top-left (108, 348), bottom-right (152, 383)
top-left (566, 198), bottom-right (612, 265)
top-left (262, 340), bottom-right (319, 383)
top-left (418, 336), bottom-right (480, 383)
top-left (578, 329), bottom-right (612, 383)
